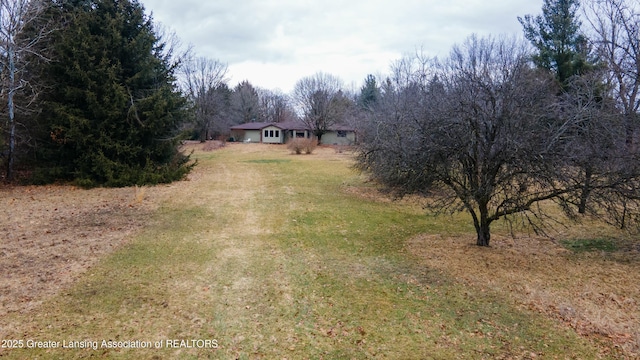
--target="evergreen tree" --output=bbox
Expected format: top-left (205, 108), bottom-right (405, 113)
top-left (34, 0), bottom-right (192, 187)
top-left (358, 74), bottom-right (380, 110)
top-left (518, 0), bottom-right (593, 87)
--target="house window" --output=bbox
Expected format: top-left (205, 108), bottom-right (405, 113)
top-left (264, 130), bottom-right (268, 137)
top-left (296, 132), bottom-right (305, 138)
top-left (337, 130), bottom-right (347, 137)
top-left (275, 130), bottom-right (279, 138)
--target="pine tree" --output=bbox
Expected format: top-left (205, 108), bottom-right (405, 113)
top-left (518, 0), bottom-right (593, 87)
top-left (358, 74), bottom-right (380, 110)
top-left (34, 0), bottom-right (192, 187)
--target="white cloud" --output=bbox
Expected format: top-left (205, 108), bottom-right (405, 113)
top-left (143, 0), bottom-right (543, 93)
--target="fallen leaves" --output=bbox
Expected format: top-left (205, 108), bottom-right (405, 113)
top-left (407, 233), bottom-right (640, 357)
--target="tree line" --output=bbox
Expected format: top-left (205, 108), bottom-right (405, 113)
top-left (180, 58), bottom-right (300, 142)
top-left (355, 0), bottom-right (640, 246)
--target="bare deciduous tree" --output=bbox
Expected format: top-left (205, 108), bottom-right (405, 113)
top-left (584, 0), bottom-right (640, 145)
top-left (292, 72), bottom-right (345, 144)
top-left (557, 72), bottom-right (618, 214)
top-left (257, 88), bottom-right (296, 123)
top-left (0, 0), bottom-right (49, 180)
top-left (153, 22), bottom-right (192, 75)
top-left (232, 80), bottom-right (261, 124)
top-left (358, 33), bottom-right (640, 246)
top-left (181, 57), bottom-right (228, 141)
top-left (558, 71), bottom-right (640, 227)
top-left (357, 35), bottom-right (598, 246)
top-left (577, 0), bottom-right (640, 228)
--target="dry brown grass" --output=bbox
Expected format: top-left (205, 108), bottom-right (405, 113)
top-left (407, 230), bottom-right (640, 356)
top-left (180, 141), bottom-right (353, 161)
top-left (201, 140), bottom-right (225, 151)
top-left (0, 185), bottom-right (158, 324)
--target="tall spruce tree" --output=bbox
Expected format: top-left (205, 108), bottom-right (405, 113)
top-left (519, 0), bottom-right (593, 87)
top-left (358, 74), bottom-right (380, 110)
top-left (34, 0), bottom-right (192, 187)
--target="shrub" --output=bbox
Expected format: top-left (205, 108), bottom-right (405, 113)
top-left (287, 138), bottom-right (318, 154)
top-left (202, 140), bottom-right (225, 151)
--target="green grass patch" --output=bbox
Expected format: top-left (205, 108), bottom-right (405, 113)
top-left (243, 159), bottom-right (291, 164)
top-left (561, 238), bottom-right (618, 253)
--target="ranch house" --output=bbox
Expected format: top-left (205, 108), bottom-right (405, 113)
top-left (230, 121), bottom-right (356, 145)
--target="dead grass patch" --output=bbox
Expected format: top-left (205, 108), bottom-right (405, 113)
top-left (407, 232), bottom-right (640, 357)
top-left (201, 140), bottom-right (225, 151)
top-left (0, 184), bottom-right (158, 335)
top-left (181, 142), bottom-right (353, 162)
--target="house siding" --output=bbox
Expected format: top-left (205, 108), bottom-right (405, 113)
top-left (262, 126), bottom-right (284, 144)
top-left (285, 129), bottom-right (311, 143)
top-left (237, 130), bottom-right (261, 143)
top-left (230, 121), bottom-right (355, 145)
top-left (322, 130), bottom-right (356, 145)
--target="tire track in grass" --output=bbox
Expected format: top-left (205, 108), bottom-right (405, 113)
top-left (157, 154), bottom-right (297, 358)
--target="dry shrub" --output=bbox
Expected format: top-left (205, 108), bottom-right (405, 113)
top-left (202, 140), bottom-right (225, 151)
top-left (287, 137), bottom-right (318, 154)
top-left (130, 185), bottom-right (146, 206)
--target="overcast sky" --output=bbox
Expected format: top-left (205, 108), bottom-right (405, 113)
top-left (141, 0), bottom-right (544, 93)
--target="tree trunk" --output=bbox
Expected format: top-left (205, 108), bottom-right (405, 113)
top-left (6, 46), bottom-right (16, 181)
top-left (476, 201), bottom-right (491, 247)
top-left (620, 199), bottom-right (628, 229)
top-left (476, 221), bottom-right (491, 247)
top-left (578, 166), bottom-right (592, 214)
top-left (200, 121), bottom-right (210, 142)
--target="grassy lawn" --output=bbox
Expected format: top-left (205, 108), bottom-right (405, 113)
top-left (0, 143), bottom-right (637, 359)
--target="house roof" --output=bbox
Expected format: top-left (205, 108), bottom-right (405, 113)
top-left (230, 121), bottom-right (354, 132)
top-left (229, 122), bottom-right (273, 130)
top-left (275, 121), bottom-right (311, 131)
top-left (230, 121), bottom-right (309, 131)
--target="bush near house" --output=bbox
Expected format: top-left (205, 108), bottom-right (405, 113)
top-left (287, 138), bottom-right (318, 154)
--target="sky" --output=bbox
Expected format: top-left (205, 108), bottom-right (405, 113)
top-left (141, 0), bottom-right (544, 94)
